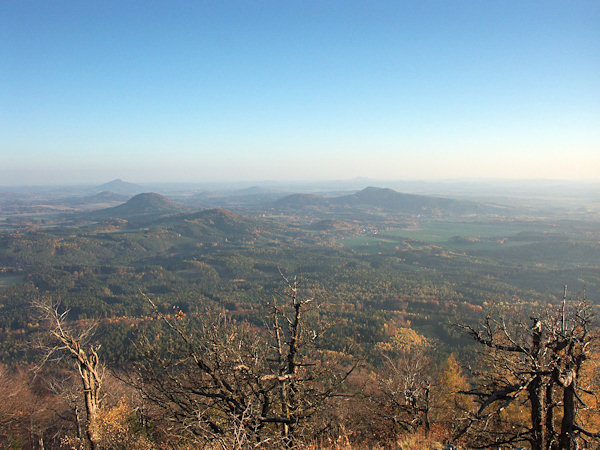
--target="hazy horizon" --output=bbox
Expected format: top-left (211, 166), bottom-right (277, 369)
top-left (3, 176), bottom-right (600, 192)
top-left (2, 1), bottom-right (599, 185)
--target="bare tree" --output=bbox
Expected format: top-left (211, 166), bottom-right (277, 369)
top-left (33, 299), bottom-right (103, 449)
top-left (134, 275), bottom-right (355, 446)
top-left (456, 289), bottom-right (599, 450)
top-left (368, 350), bottom-right (433, 438)
top-left (551, 297), bottom-right (598, 449)
top-left (0, 364), bottom-right (41, 448)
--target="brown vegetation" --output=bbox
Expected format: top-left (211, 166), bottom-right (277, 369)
top-left (1, 284), bottom-right (598, 449)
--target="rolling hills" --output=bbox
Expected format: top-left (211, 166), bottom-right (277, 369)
top-left (273, 186), bottom-right (501, 216)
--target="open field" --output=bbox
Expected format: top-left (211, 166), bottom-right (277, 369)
top-left (343, 220), bottom-right (558, 252)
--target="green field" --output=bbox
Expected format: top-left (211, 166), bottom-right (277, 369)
top-left (342, 220), bottom-right (552, 252)
top-left (388, 221), bottom-right (548, 241)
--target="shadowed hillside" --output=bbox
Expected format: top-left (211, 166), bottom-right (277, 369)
top-left (273, 186), bottom-right (501, 216)
top-left (86, 192), bottom-right (184, 221)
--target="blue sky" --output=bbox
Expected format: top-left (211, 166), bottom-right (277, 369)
top-left (1, 1), bottom-right (599, 185)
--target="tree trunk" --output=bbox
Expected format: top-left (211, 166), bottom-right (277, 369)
top-left (545, 377), bottom-right (557, 450)
top-left (529, 318), bottom-right (544, 450)
top-left (558, 372), bottom-right (576, 450)
top-left (423, 385), bottom-right (431, 438)
top-left (82, 379), bottom-right (98, 450)
top-left (528, 374), bottom-right (544, 450)
top-left (77, 352), bottom-right (101, 450)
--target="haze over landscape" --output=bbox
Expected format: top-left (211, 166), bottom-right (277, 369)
top-left (2, 2), bottom-right (600, 449)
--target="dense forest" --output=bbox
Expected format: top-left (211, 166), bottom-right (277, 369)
top-left (1, 187), bottom-right (599, 448)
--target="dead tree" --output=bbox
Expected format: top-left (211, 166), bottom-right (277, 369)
top-left (456, 290), bottom-right (599, 450)
top-left (33, 299), bottom-right (103, 450)
top-left (371, 351), bottom-right (433, 437)
top-left (134, 275), bottom-right (355, 446)
top-left (551, 299), bottom-right (598, 449)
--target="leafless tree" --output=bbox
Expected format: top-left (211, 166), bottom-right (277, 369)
top-left (456, 288), bottom-right (599, 450)
top-left (33, 299), bottom-right (103, 449)
top-left (133, 275), bottom-right (355, 446)
top-left (369, 350), bottom-right (433, 437)
top-left (0, 364), bottom-right (40, 448)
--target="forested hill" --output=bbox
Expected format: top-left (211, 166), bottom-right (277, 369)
top-left (152, 208), bottom-right (272, 243)
top-left (1, 194), bottom-right (599, 448)
top-left (273, 186), bottom-right (503, 216)
top-left (85, 192), bottom-right (184, 221)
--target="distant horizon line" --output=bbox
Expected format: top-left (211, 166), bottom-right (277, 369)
top-left (2, 177), bottom-right (600, 189)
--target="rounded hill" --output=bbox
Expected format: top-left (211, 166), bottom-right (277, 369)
top-left (86, 192), bottom-right (183, 221)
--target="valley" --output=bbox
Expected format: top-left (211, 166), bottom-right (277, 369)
top-left (1, 182), bottom-right (598, 364)
top-left (1, 180), bottom-right (599, 447)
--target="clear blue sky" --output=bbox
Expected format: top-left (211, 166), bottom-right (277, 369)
top-left (1, 1), bottom-right (598, 185)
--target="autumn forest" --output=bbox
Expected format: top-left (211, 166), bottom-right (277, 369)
top-left (0, 182), bottom-right (599, 449)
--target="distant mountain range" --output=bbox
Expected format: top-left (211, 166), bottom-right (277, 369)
top-left (273, 186), bottom-right (502, 216)
top-left (83, 187), bottom-right (503, 223)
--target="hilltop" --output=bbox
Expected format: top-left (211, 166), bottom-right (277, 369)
top-left (338, 187), bottom-right (492, 214)
top-left (97, 179), bottom-right (144, 195)
top-left (86, 192), bottom-right (183, 221)
top-left (273, 186), bottom-right (498, 216)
